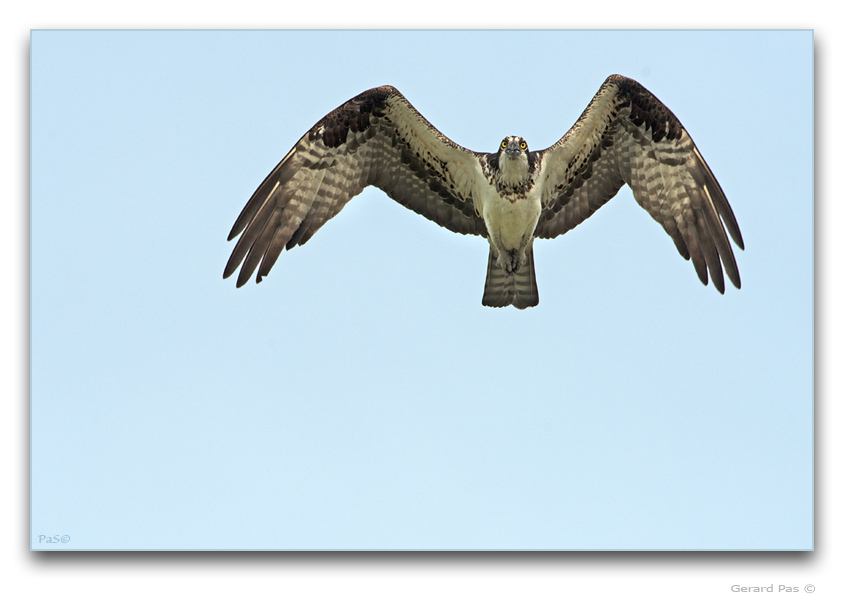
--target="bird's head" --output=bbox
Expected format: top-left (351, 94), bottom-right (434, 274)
top-left (494, 136), bottom-right (532, 186)
top-left (499, 136), bottom-right (529, 160)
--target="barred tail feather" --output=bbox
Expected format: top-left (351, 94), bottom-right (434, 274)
top-left (481, 248), bottom-right (539, 309)
top-left (513, 249), bottom-right (539, 309)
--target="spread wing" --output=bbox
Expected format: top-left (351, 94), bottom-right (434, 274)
top-left (224, 86), bottom-right (487, 287)
top-left (534, 75), bottom-right (744, 293)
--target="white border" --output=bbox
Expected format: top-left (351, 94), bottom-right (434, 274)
top-left (6, 2), bottom-right (839, 599)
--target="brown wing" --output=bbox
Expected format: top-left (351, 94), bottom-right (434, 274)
top-left (224, 86), bottom-right (487, 287)
top-left (534, 75), bottom-right (744, 293)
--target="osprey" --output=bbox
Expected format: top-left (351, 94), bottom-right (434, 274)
top-left (224, 75), bottom-right (744, 308)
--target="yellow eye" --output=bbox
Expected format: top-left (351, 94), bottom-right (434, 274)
top-left (520, 141), bottom-right (527, 149)
top-left (501, 140), bottom-right (508, 148)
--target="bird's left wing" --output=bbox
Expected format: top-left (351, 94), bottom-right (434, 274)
top-left (224, 86), bottom-right (486, 287)
top-left (533, 75), bottom-right (744, 293)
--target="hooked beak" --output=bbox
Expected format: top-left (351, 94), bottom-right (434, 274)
top-left (504, 142), bottom-right (522, 157)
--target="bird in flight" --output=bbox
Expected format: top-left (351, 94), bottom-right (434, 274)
top-left (224, 75), bottom-right (744, 308)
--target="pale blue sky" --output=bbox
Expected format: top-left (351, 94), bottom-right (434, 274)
top-left (31, 30), bottom-right (812, 550)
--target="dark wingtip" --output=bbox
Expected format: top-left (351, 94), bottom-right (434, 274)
top-left (727, 266), bottom-right (742, 290)
top-left (235, 268), bottom-right (252, 288)
top-left (693, 262), bottom-right (708, 287)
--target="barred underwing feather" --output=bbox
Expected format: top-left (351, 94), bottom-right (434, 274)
top-left (534, 75), bottom-right (743, 293)
top-left (224, 85), bottom-right (487, 288)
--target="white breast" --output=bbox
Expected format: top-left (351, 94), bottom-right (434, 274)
top-left (480, 185), bottom-right (542, 252)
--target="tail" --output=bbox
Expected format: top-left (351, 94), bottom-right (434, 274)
top-left (482, 248), bottom-right (539, 309)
